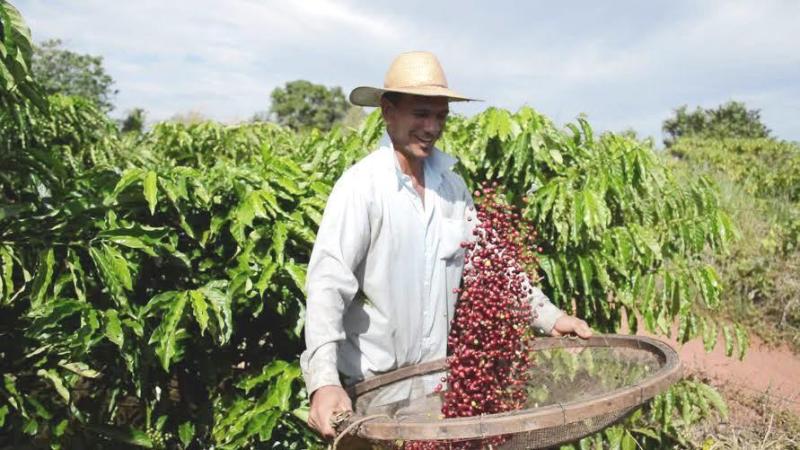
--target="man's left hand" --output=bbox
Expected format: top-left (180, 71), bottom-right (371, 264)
top-left (550, 315), bottom-right (593, 338)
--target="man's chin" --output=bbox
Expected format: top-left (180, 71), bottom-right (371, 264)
top-left (412, 143), bottom-right (434, 157)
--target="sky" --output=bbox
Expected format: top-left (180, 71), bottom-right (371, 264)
top-left (16, 0), bottom-right (800, 143)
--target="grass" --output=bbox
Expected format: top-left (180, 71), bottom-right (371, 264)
top-left (691, 377), bottom-right (800, 449)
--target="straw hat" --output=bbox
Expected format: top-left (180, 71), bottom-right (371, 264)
top-left (349, 51), bottom-right (478, 107)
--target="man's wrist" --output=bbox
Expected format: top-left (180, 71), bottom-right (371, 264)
top-left (309, 384), bottom-right (344, 402)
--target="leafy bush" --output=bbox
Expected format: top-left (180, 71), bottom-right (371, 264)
top-left (1, 4), bottom-right (744, 448)
top-left (667, 137), bottom-right (800, 350)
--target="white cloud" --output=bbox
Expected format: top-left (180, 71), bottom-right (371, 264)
top-left (15, 0), bottom-right (800, 140)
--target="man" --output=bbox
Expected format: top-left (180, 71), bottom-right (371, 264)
top-left (300, 51), bottom-right (592, 439)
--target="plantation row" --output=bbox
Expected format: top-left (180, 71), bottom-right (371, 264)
top-left (2, 3), bottom-right (744, 449)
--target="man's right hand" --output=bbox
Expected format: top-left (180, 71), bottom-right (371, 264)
top-left (308, 385), bottom-right (353, 440)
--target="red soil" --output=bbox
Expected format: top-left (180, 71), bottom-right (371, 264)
top-left (632, 324), bottom-right (800, 415)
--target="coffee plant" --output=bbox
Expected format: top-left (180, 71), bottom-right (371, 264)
top-left (2, 3), bottom-right (744, 448)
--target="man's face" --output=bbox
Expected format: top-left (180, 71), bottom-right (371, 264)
top-left (382, 94), bottom-right (450, 160)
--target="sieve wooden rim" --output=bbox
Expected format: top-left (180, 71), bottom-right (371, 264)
top-left (341, 334), bottom-right (682, 441)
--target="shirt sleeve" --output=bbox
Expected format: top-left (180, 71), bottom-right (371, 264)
top-left (524, 279), bottom-right (565, 335)
top-left (299, 173), bottom-right (371, 396)
top-left (460, 179), bottom-right (564, 335)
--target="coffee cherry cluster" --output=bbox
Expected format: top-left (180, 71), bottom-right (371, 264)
top-left (403, 184), bottom-right (540, 450)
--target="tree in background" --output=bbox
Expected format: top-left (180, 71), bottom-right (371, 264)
top-left (121, 107), bottom-right (146, 133)
top-left (340, 104), bottom-right (367, 129)
top-left (269, 80), bottom-right (349, 131)
top-left (662, 101), bottom-right (770, 146)
top-left (32, 38), bottom-right (118, 112)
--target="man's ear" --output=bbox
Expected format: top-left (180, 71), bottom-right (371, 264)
top-left (379, 97), bottom-right (393, 124)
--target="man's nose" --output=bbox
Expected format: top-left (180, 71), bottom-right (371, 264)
top-left (423, 117), bottom-right (443, 135)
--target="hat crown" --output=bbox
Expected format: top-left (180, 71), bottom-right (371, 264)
top-left (384, 51), bottom-right (449, 90)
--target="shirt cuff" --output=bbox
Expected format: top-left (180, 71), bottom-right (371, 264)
top-left (300, 341), bottom-right (342, 396)
top-left (529, 287), bottom-right (565, 335)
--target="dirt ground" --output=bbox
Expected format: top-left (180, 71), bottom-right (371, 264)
top-left (635, 326), bottom-right (800, 415)
top-left (623, 320), bottom-right (800, 447)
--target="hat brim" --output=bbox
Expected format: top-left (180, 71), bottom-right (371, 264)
top-left (349, 85), bottom-right (480, 107)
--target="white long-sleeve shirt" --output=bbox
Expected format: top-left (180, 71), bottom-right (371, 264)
top-left (299, 146), bottom-right (564, 396)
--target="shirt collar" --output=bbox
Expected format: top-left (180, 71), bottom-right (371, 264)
top-left (381, 146), bottom-right (457, 191)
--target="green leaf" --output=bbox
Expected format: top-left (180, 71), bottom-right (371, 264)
top-left (549, 149), bottom-right (563, 165)
top-left (663, 390), bottom-right (674, 430)
top-left (284, 261), bottom-right (307, 294)
top-left (255, 410), bottom-right (280, 442)
top-left (90, 425), bottom-right (153, 448)
top-left (148, 292), bottom-right (188, 371)
top-left (29, 248), bottom-right (55, 310)
top-left (577, 255), bottom-right (593, 295)
top-left (266, 365), bottom-right (301, 410)
top-left (701, 317), bottom-right (717, 352)
top-left (54, 419), bottom-right (68, 437)
top-left (621, 431), bottom-right (637, 450)
top-left (631, 427), bottom-right (660, 441)
top-left (199, 282), bottom-right (232, 343)
top-left (141, 291), bottom-right (178, 317)
top-left (722, 324), bottom-right (734, 357)
top-left (0, 405), bottom-right (8, 427)
top-left (23, 417), bottom-right (38, 435)
top-left (37, 369), bottom-right (69, 403)
top-left (255, 259), bottom-right (278, 296)
top-left (66, 249), bottom-right (87, 302)
top-left (734, 324), bottom-right (749, 360)
top-left (27, 397), bottom-right (52, 420)
top-left (58, 361), bottom-right (100, 378)
top-left (178, 422), bottom-right (195, 447)
top-left (1, 247), bottom-right (15, 304)
top-left (3, 373), bottom-right (26, 416)
top-left (98, 227), bottom-right (167, 256)
top-left (697, 266), bottom-right (720, 308)
top-left (485, 108), bottom-right (513, 141)
top-left (28, 299), bottom-right (86, 333)
top-left (106, 168), bottom-right (145, 204)
top-left (604, 426), bottom-right (622, 448)
top-left (190, 289), bottom-right (209, 336)
top-left (271, 222), bottom-right (288, 265)
top-left (90, 244), bottom-right (133, 302)
top-left (105, 309), bottom-right (124, 348)
top-left (696, 382), bottom-right (728, 420)
top-left (143, 170), bottom-right (158, 215)
top-left (155, 415), bottom-right (168, 431)
top-left (237, 360), bottom-right (289, 394)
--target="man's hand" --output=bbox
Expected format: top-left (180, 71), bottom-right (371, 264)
top-left (308, 385), bottom-right (352, 440)
top-left (550, 315), bottom-right (593, 338)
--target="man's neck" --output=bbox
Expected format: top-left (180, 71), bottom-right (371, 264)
top-left (393, 146), bottom-right (426, 203)
top-left (393, 146), bottom-right (425, 181)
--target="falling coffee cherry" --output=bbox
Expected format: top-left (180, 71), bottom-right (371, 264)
top-left (403, 183), bottom-right (542, 450)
